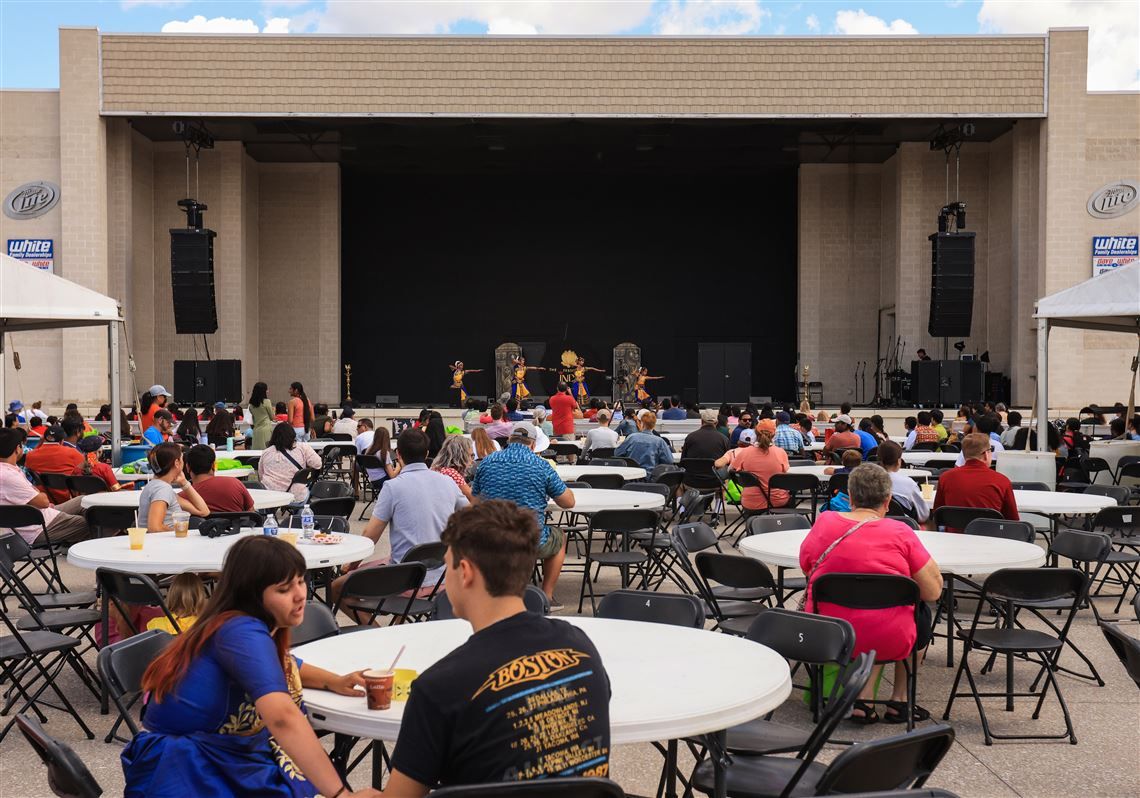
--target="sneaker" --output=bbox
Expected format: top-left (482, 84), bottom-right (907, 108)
top-left (548, 601), bottom-right (565, 612)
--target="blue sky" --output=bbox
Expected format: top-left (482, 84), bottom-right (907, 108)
top-left (1, 1), bottom-right (1137, 90)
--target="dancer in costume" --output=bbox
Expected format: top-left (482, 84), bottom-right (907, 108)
top-left (633, 366), bottom-right (665, 402)
top-left (448, 361), bottom-right (483, 406)
top-left (510, 356), bottom-right (546, 400)
top-left (570, 356), bottom-right (606, 405)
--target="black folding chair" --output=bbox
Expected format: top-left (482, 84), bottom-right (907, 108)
top-left (932, 505), bottom-right (1003, 532)
top-left (596, 589), bottom-right (704, 628)
top-left (943, 567), bottom-right (1085, 745)
top-left (1100, 621), bottom-right (1140, 688)
top-left (1088, 506), bottom-right (1140, 613)
top-left (309, 496), bottom-right (357, 519)
top-left (66, 475), bottom-right (108, 496)
top-left (96, 629), bottom-right (173, 743)
top-left (309, 480), bottom-right (354, 500)
top-left (0, 535), bottom-right (95, 610)
top-left (812, 573), bottom-right (923, 730)
top-left (767, 473), bottom-right (820, 520)
top-left (430, 777), bottom-right (624, 798)
top-left (580, 472), bottom-right (625, 490)
top-left (188, 511), bottom-right (266, 532)
top-left (744, 514), bottom-right (811, 605)
top-left (577, 509), bottom-right (659, 614)
top-left (433, 584), bottom-right (549, 620)
top-left (84, 506), bottom-right (137, 539)
top-left (694, 552), bottom-right (777, 635)
top-left (286, 515), bottom-right (349, 533)
top-left (585, 447), bottom-right (616, 461)
top-left (378, 542), bottom-right (449, 620)
top-left (334, 562), bottom-right (427, 626)
top-left (0, 506), bottom-right (67, 594)
top-left (14, 713), bottom-right (102, 797)
top-left (291, 601), bottom-right (341, 647)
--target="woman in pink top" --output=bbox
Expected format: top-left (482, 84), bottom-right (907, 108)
top-left (257, 423), bottom-right (321, 502)
top-left (799, 463), bottom-right (943, 723)
top-left (715, 428), bottom-right (790, 510)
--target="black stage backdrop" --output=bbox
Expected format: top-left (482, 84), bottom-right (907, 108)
top-left (342, 169), bottom-right (796, 405)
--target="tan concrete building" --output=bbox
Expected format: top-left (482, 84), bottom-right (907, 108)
top-left (1, 27), bottom-right (1136, 411)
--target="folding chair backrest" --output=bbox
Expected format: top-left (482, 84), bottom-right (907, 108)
top-left (622, 482), bottom-right (671, 500)
top-left (433, 584), bottom-right (548, 620)
top-left (189, 511), bottom-right (265, 532)
top-left (84, 506), bottom-right (140, 536)
top-left (308, 496), bottom-right (356, 518)
top-left (0, 531), bottom-right (33, 564)
top-left (596, 590), bottom-right (704, 628)
top-left (1099, 621), bottom-right (1140, 688)
top-left (827, 472), bottom-right (849, 496)
top-left (963, 518), bottom-right (1036, 543)
top-left (1010, 481), bottom-right (1051, 492)
top-left (695, 551), bottom-right (776, 591)
top-left (769, 473), bottom-right (820, 494)
top-left (429, 776), bottom-right (625, 798)
top-left (0, 505), bottom-right (47, 537)
top-left (678, 491), bottom-right (714, 524)
top-left (816, 724), bottom-right (956, 794)
top-left (97, 629), bottom-right (172, 714)
top-left (401, 541), bottom-right (448, 571)
top-left (563, 481), bottom-right (592, 490)
top-left (1084, 485), bottom-right (1130, 505)
top-left (680, 458), bottom-right (717, 477)
top-left (285, 515), bottom-right (348, 533)
top-left (337, 562), bottom-right (427, 618)
top-left (745, 607), bottom-right (855, 666)
top-left (580, 473), bottom-right (625, 490)
top-left (288, 466), bottom-right (320, 489)
top-left (980, 567), bottom-right (1085, 606)
top-left (66, 475), bottom-right (108, 496)
top-left (1091, 505), bottom-right (1140, 532)
top-left (308, 480), bottom-right (353, 500)
top-left (586, 457), bottom-right (624, 467)
top-left (747, 514), bottom-right (811, 537)
top-left (811, 573), bottom-right (919, 611)
top-left (14, 714), bottom-right (103, 798)
top-left (886, 515), bottom-right (921, 530)
top-left (291, 601), bottom-right (340, 647)
top-left (1050, 529), bottom-right (1111, 566)
top-left (96, 568), bottom-right (181, 634)
top-left (589, 509), bottom-right (659, 535)
top-left (587, 448), bottom-right (616, 460)
top-left (932, 505), bottom-right (1003, 530)
top-left (672, 522), bottom-right (719, 553)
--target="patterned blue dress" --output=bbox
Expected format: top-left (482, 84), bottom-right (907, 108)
top-left (121, 615), bottom-right (323, 797)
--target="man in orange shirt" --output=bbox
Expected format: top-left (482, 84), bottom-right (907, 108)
top-left (24, 422), bottom-right (84, 503)
top-left (822, 414), bottom-right (862, 461)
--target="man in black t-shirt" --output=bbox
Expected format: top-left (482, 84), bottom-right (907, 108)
top-left (384, 500), bottom-right (611, 795)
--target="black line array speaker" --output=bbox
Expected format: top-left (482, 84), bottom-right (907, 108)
top-left (171, 228), bottom-right (218, 334)
top-left (173, 359), bottom-right (243, 404)
top-left (911, 360), bottom-right (942, 407)
top-left (928, 232), bottom-right (975, 338)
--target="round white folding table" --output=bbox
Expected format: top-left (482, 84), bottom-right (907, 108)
top-left (67, 529), bottom-right (374, 574)
top-left (111, 467), bottom-right (254, 482)
top-left (919, 489), bottom-right (1116, 517)
top-left (296, 616), bottom-right (791, 795)
top-left (230, 441), bottom-right (336, 460)
top-left (787, 464), bottom-right (932, 482)
top-left (80, 488), bottom-right (295, 512)
top-left (899, 451), bottom-right (961, 467)
top-left (555, 465), bottom-right (646, 481)
top-left (551, 489), bottom-right (665, 514)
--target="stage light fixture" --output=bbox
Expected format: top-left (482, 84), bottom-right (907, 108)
top-left (953, 341), bottom-right (966, 352)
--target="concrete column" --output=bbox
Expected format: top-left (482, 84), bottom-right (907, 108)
top-left (58, 27), bottom-right (109, 403)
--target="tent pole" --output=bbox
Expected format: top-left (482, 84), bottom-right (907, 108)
top-left (110, 323), bottom-right (121, 466)
top-left (1036, 318), bottom-right (1049, 453)
top-left (0, 333), bottom-right (5, 413)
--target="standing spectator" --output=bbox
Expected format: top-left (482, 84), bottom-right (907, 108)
top-left (24, 423), bottom-right (84, 503)
top-left (582, 410), bottom-right (619, 454)
top-left (933, 433), bottom-right (1019, 526)
top-left (257, 424), bottom-right (321, 502)
top-left (139, 385), bottom-right (171, 434)
top-left (615, 412), bottom-right (674, 470)
top-left (472, 426), bottom-right (575, 605)
top-left (287, 381), bottom-right (313, 442)
top-left (548, 383), bottom-right (578, 440)
top-left (248, 382), bottom-right (275, 450)
top-left (186, 445), bottom-right (255, 513)
top-left (0, 428), bottom-right (92, 545)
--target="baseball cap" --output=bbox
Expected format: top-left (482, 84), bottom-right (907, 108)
top-left (214, 401), bottom-right (226, 409)
top-left (148, 385), bottom-right (172, 398)
top-left (834, 414), bottom-right (854, 426)
top-left (757, 418), bottom-right (776, 435)
top-left (43, 424), bottom-right (64, 442)
top-left (738, 429), bottom-right (757, 445)
top-left (700, 408), bottom-right (719, 425)
top-left (776, 411), bottom-right (791, 424)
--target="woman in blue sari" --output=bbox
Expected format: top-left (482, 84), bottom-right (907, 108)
top-left (122, 536), bottom-right (381, 798)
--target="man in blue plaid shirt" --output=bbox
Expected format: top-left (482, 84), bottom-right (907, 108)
top-left (773, 411), bottom-right (805, 455)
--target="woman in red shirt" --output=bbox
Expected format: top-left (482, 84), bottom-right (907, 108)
top-left (71, 435), bottom-right (124, 491)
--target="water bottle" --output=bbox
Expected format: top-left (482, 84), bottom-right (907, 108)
top-left (300, 504), bottom-right (315, 540)
top-left (226, 436), bottom-right (234, 451)
top-left (262, 513), bottom-right (278, 536)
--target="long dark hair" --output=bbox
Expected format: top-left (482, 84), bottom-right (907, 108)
top-left (249, 382), bottom-right (268, 409)
top-left (142, 536), bottom-right (306, 701)
top-left (205, 408), bottom-right (234, 438)
top-left (147, 442), bottom-right (183, 478)
top-left (269, 422), bottom-right (297, 453)
top-left (425, 412), bottom-right (446, 458)
top-left (139, 390), bottom-right (156, 416)
top-left (177, 408), bottom-right (201, 441)
top-left (366, 426), bottom-right (391, 461)
top-left (290, 382), bottom-right (312, 429)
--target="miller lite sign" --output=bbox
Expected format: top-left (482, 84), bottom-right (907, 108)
top-left (1087, 180), bottom-right (1138, 219)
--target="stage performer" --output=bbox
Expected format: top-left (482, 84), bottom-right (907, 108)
top-left (510, 356), bottom-right (546, 400)
top-left (448, 361), bottom-right (483, 406)
top-left (633, 367), bottom-right (665, 403)
top-left (570, 357), bottom-right (606, 405)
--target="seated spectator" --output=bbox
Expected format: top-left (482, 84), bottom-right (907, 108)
top-left (934, 433), bottom-right (1019, 525)
top-left (146, 573), bottom-right (207, 634)
top-left (999, 410), bottom-right (1023, 448)
top-left (582, 398), bottom-right (602, 420)
top-left (797, 414), bottom-right (815, 445)
top-left (823, 414), bottom-right (862, 459)
top-left (472, 426), bottom-right (575, 605)
top-left (257, 424), bottom-right (321, 502)
top-left (531, 407), bottom-right (554, 437)
top-left (855, 419), bottom-right (878, 459)
top-left (125, 536), bottom-right (380, 798)
top-left (1128, 415), bottom-right (1140, 441)
top-left (29, 401), bottom-right (49, 422)
top-left (583, 410), bottom-right (620, 453)
top-left (186, 445), bottom-right (255, 513)
top-left (869, 415), bottom-right (889, 444)
top-left (682, 408), bottom-right (731, 460)
top-left (729, 410), bottom-right (755, 446)
top-left (931, 408), bottom-right (950, 442)
top-left (660, 396), bottom-right (686, 420)
top-left (1011, 425), bottom-right (1062, 455)
top-left (431, 435), bottom-right (475, 501)
top-left (952, 412), bottom-right (1005, 466)
top-left (362, 425), bottom-right (400, 494)
top-left (1061, 418), bottom-right (1090, 455)
top-left (482, 404), bottom-right (515, 440)
top-left (71, 434), bottom-right (122, 492)
top-left (332, 404), bottom-right (358, 437)
top-left (912, 411), bottom-right (941, 447)
top-left (273, 401), bottom-right (288, 423)
top-left (477, 402), bottom-right (494, 425)
top-left (28, 417), bottom-right (46, 438)
top-left (24, 422), bottom-right (84, 503)
top-left (332, 430), bottom-right (467, 610)
top-left (823, 448), bottom-right (864, 477)
top-left (615, 412), bottom-right (675, 470)
top-left (383, 500), bottom-right (610, 794)
top-left (7, 401), bottom-right (26, 424)
top-left (773, 411), bottom-right (804, 455)
top-left (137, 443), bottom-right (209, 532)
top-left (504, 398), bottom-right (527, 422)
top-left (800, 463), bottom-right (943, 722)
top-left (309, 403), bottom-right (333, 440)
top-left (615, 408), bottom-right (639, 437)
top-left (176, 408), bottom-right (204, 445)
top-left (0, 428), bottom-right (93, 545)
top-left (715, 427), bottom-right (790, 513)
top-left (143, 409), bottom-right (175, 447)
top-left (354, 417), bottom-right (375, 452)
top-left (877, 441), bottom-right (930, 523)
top-left (469, 427), bottom-right (500, 462)
top-left (902, 416), bottom-right (918, 450)
top-left (830, 402), bottom-right (852, 422)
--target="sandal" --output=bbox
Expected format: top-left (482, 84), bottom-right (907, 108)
top-left (882, 700), bottom-right (931, 723)
top-left (849, 700), bottom-right (879, 725)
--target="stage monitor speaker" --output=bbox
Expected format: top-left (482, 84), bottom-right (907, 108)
top-left (911, 360), bottom-right (941, 407)
top-left (375, 395), bottom-right (399, 408)
top-left (467, 395), bottom-right (488, 405)
top-left (173, 359), bottom-right (242, 404)
top-left (171, 228), bottom-right (218, 335)
top-left (928, 232), bottom-right (975, 338)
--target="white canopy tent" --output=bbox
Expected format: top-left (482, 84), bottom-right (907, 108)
top-left (1033, 262), bottom-right (1140, 450)
top-left (0, 253), bottom-right (125, 463)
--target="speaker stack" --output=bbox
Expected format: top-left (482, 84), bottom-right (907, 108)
top-left (173, 359), bottom-right (243, 405)
top-left (171, 198), bottom-right (218, 335)
top-left (927, 232), bottom-right (975, 338)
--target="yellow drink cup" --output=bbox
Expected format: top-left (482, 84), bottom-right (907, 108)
top-left (127, 527), bottom-right (147, 551)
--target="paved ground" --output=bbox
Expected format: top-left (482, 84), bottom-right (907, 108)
top-left (1, 501), bottom-right (1138, 798)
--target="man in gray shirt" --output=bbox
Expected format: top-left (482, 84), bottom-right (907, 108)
top-left (331, 429), bottom-right (467, 613)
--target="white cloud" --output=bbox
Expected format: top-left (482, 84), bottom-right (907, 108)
top-left (806, 13), bottom-right (819, 31)
top-left (316, 1), bottom-right (655, 35)
top-left (653, 1), bottom-right (770, 35)
top-left (121, 0), bottom-right (190, 9)
top-left (978, 0), bottom-right (1139, 90)
top-left (834, 9), bottom-right (918, 35)
top-left (487, 18), bottom-right (540, 35)
top-left (262, 17), bottom-right (292, 34)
